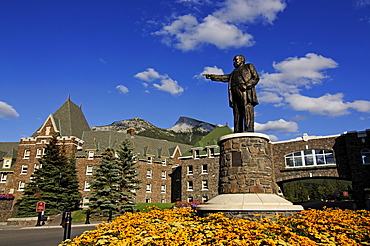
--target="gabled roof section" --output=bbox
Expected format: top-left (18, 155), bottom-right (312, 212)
top-left (182, 126), bottom-right (233, 157)
top-left (78, 131), bottom-right (192, 161)
top-left (0, 142), bottom-right (18, 159)
top-left (34, 97), bottom-right (91, 139)
top-left (36, 114), bottom-right (60, 136)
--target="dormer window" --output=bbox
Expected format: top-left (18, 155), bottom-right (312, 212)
top-left (2, 158), bottom-right (11, 169)
top-left (192, 149), bottom-right (201, 159)
top-left (88, 151), bottom-right (95, 160)
top-left (147, 156), bottom-right (153, 164)
top-left (207, 146), bottom-right (217, 158)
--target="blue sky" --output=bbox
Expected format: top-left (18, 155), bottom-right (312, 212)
top-left (1, 0), bottom-right (370, 142)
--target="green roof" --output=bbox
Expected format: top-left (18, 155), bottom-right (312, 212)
top-left (0, 142), bottom-right (18, 172)
top-left (78, 131), bottom-right (192, 161)
top-left (33, 98), bottom-right (91, 139)
top-left (182, 126), bottom-right (233, 157)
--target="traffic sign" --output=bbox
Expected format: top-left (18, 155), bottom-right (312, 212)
top-left (36, 201), bottom-right (45, 212)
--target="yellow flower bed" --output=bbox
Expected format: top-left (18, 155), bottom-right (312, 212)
top-left (60, 207), bottom-right (370, 246)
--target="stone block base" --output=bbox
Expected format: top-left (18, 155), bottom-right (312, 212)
top-left (196, 193), bottom-right (303, 220)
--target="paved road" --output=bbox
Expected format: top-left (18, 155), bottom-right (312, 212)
top-left (0, 224), bottom-right (98, 246)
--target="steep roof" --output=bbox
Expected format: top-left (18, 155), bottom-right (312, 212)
top-left (182, 126), bottom-right (233, 157)
top-left (0, 142), bottom-right (18, 172)
top-left (0, 142), bottom-right (18, 159)
top-left (33, 98), bottom-right (91, 139)
top-left (78, 131), bottom-right (192, 161)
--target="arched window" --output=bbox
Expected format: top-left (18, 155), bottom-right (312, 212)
top-left (285, 149), bottom-right (335, 168)
top-left (361, 149), bottom-right (370, 165)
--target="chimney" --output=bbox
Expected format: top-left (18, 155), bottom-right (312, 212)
top-left (127, 127), bottom-right (135, 137)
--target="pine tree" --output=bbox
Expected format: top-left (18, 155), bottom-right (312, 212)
top-left (116, 139), bottom-right (142, 212)
top-left (89, 139), bottom-right (141, 217)
top-left (16, 133), bottom-right (81, 216)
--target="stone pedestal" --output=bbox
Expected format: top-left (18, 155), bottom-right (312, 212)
top-left (197, 133), bottom-right (303, 219)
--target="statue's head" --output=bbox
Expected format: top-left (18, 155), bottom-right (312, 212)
top-left (233, 55), bottom-right (245, 68)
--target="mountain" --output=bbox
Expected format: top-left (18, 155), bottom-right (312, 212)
top-left (91, 116), bottom-right (218, 145)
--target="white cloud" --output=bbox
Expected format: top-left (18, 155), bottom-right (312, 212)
top-left (256, 53), bottom-right (370, 117)
top-left (134, 68), bottom-right (161, 82)
top-left (153, 76), bottom-right (185, 95)
top-left (285, 93), bottom-right (349, 117)
top-left (214, 0), bottom-right (286, 24)
top-left (255, 119), bottom-right (298, 133)
top-left (0, 101), bottom-right (19, 119)
top-left (194, 65), bottom-right (225, 80)
top-left (135, 68), bottom-right (185, 95)
top-left (260, 53), bottom-right (338, 94)
top-left (154, 0), bottom-right (286, 50)
top-left (116, 85), bottom-right (129, 94)
top-left (284, 93), bottom-right (370, 117)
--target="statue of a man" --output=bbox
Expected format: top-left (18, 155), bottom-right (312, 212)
top-left (205, 55), bottom-right (259, 133)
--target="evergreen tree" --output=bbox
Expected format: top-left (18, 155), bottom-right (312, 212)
top-left (17, 133), bottom-right (82, 216)
top-left (323, 179), bottom-right (335, 200)
top-left (116, 139), bottom-right (142, 212)
top-left (89, 139), bottom-right (141, 217)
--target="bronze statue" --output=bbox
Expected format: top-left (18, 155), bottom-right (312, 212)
top-left (204, 55), bottom-right (259, 133)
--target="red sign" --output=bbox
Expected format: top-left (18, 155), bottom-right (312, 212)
top-left (36, 201), bottom-right (45, 212)
top-left (343, 191), bottom-right (349, 197)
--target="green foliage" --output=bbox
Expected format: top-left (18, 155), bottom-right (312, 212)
top-left (16, 133), bottom-right (82, 217)
top-left (89, 139), bottom-right (141, 217)
top-left (283, 179), bottom-right (352, 203)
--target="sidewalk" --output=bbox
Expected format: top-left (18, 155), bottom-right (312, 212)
top-left (0, 213), bottom-right (103, 230)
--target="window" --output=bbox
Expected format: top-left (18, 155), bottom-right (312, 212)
top-left (3, 159), bottom-right (11, 169)
top-left (361, 149), bottom-right (370, 165)
top-left (23, 149), bottom-right (30, 159)
top-left (187, 181), bottom-right (193, 191)
top-left (161, 184), bottom-right (166, 193)
top-left (88, 151), bottom-right (95, 160)
top-left (34, 163), bottom-right (42, 171)
top-left (208, 147), bottom-right (216, 158)
top-left (146, 184), bottom-right (151, 192)
top-left (202, 180), bottom-right (208, 190)
top-left (285, 149), bottom-right (335, 168)
top-left (84, 181), bottom-right (91, 191)
top-left (161, 158), bottom-right (166, 166)
top-left (36, 148), bottom-right (45, 158)
top-left (147, 156), bottom-right (153, 164)
top-left (86, 165), bottom-right (93, 175)
top-left (201, 164), bottom-right (208, 174)
top-left (147, 169), bottom-right (152, 178)
top-left (161, 198), bottom-right (166, 203)
top-left (145, 198), bottom-right (151, 203)
top-left (193, 149), bottom-right (201, 159)
top-left (0, 174), bottom-right (7, 183)
top-left (21, 165), bottom-right (28, 175)
top-left (201, 196), bottom-right (208, 202)
top-left (187, 165), bottom-right (193, 175)
top-left (18, 181), bottom-right (25, 191)
top-left (187, 197), bottom-right (193, 202)
top-left (161, 170), bottom-right (166, 179)
top-left (82, 197), bottom-right (89, 207)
